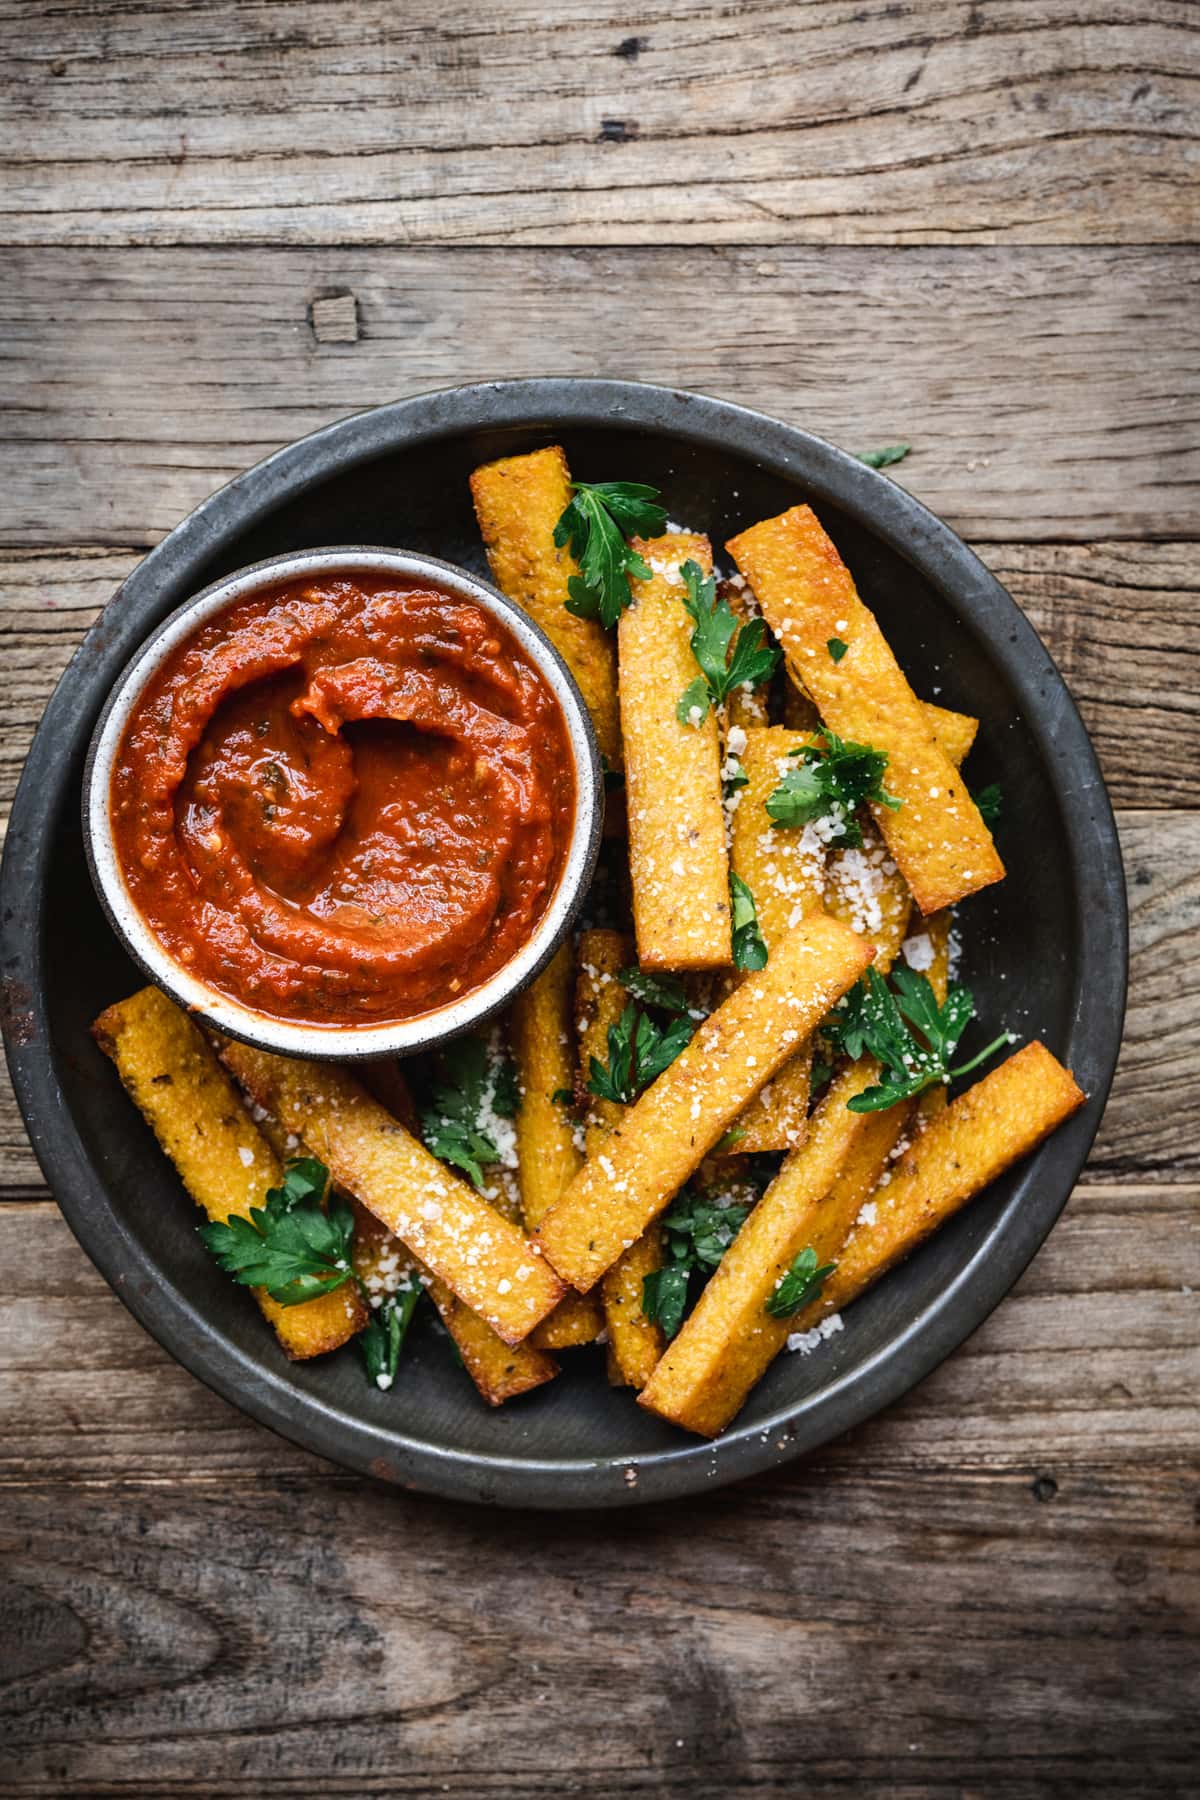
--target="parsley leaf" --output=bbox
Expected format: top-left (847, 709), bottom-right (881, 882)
top-left (827, 637), bottom-right (848, 663)
top-left (588, 1000), bottom-right (695, 1106)
top-left (824, 966), bottom-right (1015, 1113)
top-left (730, 872), bottom-right (768, 972)
top-left (765, 728), bottom-right (900, 849)
top-left (973, 781), bottom-right (1003, 826)
top-left (856, 444), bottom-right (911, 469)
top-left (765, 1246), bottom-right (837, 1319)
top-left (554, 480), bottom-right (667, 629)
top-left (618, 966), bottom-right (692, 1014)
top-left (642, 1191), bottom-right (753, 1338)
top-left (419, 1034), bottom-right (518, 1189)
top-left (676, 560), bottom-right (780, 725)
top-left (358, 1282), bottom-right (423, 1390)
top-left (199, 1158), bottom-right (356, 1306)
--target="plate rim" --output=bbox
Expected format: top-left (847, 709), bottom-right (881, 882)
top-left (0, 376), bottom-right (1128, 1508)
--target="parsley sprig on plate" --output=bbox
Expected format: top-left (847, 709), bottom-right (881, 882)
top-left (765, 1246), bottom-right (837, 1320)
top-left (555, 480), bottom-right (667, 628)
top-left (419, 1033), bottom-right (519, 1190)
top-left (826, 966), bottom-right (1015, 1113)
top-left (972, 781), bottom-right (1003, 826)
top-left (642, 1191), bottom-right (754, 1338)
top-left (358, 1283), bottom-right (423, 1391)
top-left (766, 729), bottom-right (900, 849)
top-left (856, 444), bottom-right (911, 469)
top-left (199, 1156), bottom-right (355, 1306)
top-left (729, 871), bottom-right (768, 972)
top-left (588, 996), bottom-right (695, 1107)
top-left (675, 561), bottom-right (779, 726)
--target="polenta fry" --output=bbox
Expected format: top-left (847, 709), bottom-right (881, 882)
top-left (93, 987), bottom-right (366, 1359)
top-left (470, 444), bottom-right (621, 767)
top-left (728, 505), bottom-right (1004, 913)
top-left (536, 912), bottom-right (873, 1292)
top-left (219, 1041), bottom-right (565, 1345)
top-left (639, 1058), bottom-right (887, 1436)
top-left (351, 1077), bottom-right (561, 1402)
top-left (511, 944), bottom-right (605, 1348)
top-left (619, 534), bottom-right (732, 971)
top-left (575, 928), bottom-right (666, 1387)
top-left (788, 1042), bottom-right (1085, 1336)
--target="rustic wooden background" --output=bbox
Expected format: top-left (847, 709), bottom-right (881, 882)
top-left (2, 3), bottom-right (1198, 1793)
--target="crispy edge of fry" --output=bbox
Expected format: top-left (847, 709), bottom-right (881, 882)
top-left (93, 987), bottom-right (366, 1359)
top-left (728, 505), bottom-right (1003, 913)
top-left (512, 940), bottom-right (582, 1229)
top-left (822, 709), bottom-right (972, 974)
top-left (576, 927), bottom-right (666, 1386)
top-left (790, 1042), bottom-right (1086, 1337)
top-left (638, 1058), bottom-right (886, 1436)
top-left (536, 912), bottom-right (874, 1293)
top-left (510, 941), bottom-right (605, 1348)
top-left (727, 723), bottom-right (829, 1151)
top-left (469, 444), bottom-right (621, 767)
top-left (352, 1079), bottom-right (560, 1403)
top-left (219, 1041), bottom-right (564, 1346)
top-left (619, 533), bottom-right (732, 971)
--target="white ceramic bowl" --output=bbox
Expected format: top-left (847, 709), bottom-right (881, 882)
top-left (83, 548), bottom-right (603, 1060)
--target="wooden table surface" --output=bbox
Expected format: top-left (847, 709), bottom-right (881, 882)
top-left (2, 4), bottom-right (1197, 1793)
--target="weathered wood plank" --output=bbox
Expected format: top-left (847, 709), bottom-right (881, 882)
top-left (2, 246), bottom-right (1196, 543)
top-left (3, 0), bottom-right (1197, 247)
top-left (0, 1459), bottom-right (1195, 1795)
top-left (0, 1187), bottom-right (1195, 1483)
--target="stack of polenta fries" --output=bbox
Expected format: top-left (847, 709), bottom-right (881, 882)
top-left (94, 445), bottom-right (1085, 1436)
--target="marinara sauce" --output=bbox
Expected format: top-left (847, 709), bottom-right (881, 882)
top-left (110, 574), bottom-right (576, 1026)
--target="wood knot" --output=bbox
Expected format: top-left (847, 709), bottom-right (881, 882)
top-left (310, 292), bottom-right (360, 345)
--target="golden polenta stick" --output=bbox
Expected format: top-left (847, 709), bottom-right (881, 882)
top-left (352, 1078), bottom-right (561, 1401)
top-left (510, 944), bottom-right (605, 1349)
top-left (220, 1042), bottom-right (565, 1345)
top-left (726, 724), bottom-right (827, 1151)
top-left (787, 1042), bottom-right (1085, 1339)
top-left (619, 533), bottom-right (732, 971)
top-left (93, 987), bottom-right (365, 1359)
top-left (728, 505), bottom-right (1003, 913)
top-left (639, 1058), bottom-right (887, 1436)
top-left (575, 928), bottom-right (667, 1387)
top-left (470, 445), bottom-right (620, 767)
top-left (721, 580), bottom-right (771, 734)
top-left (823, 707), bottom-right (974, 971)
top-left (536, 912), bottom-right (873, 1292)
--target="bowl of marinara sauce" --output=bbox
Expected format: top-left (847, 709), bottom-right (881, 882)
top-left (83, 549), bottom-right (603, 1059)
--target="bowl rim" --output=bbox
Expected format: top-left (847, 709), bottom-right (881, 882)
top-left (80, 545), bottom-right (603, 1060)
top-left (0, 376), bottom-right (1128, 1508)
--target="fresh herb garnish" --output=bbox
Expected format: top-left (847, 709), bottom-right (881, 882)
top-left (419, 1033), bottom-right (519, 1189)
top-left (716, 1125), bottom-right (748, 1152)
top-left (551, 1087), bottom-right (575, 1107)
top-left (675, 560), bottom-right (780, 726)
top-left (765, 1246), bottom-right (837, 1319)
top-left (588, 1000), bottom-right (695, 1106)
top-left (825, 966), bottom-right (1015, 1113)
top-left (199, 1157), bottom-right (355, 1306)
top-left (642, 1191), bottom-right (753, 1337)
top-left (856, 444), bottom-right (911, 469)
top-left (554, 480), bottom-right (667, 628)
top-left (618, 966), bottom-right (692, 1014)
top-left (827, 637), bottom-right (848, 663)
top-left (765, 728), bottom-right (900, 849)
top-left (973, 781), bottom-right (1003, 826)
top-left (358, 1283), bottom-right (423, 1390)
top-left (730, 872), bottom-right (768, 972)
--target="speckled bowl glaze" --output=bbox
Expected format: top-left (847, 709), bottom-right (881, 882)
top-left (0, 379), bottom-right (1126, 1508)
top-left (82, 548), bottom-right (603, 1061)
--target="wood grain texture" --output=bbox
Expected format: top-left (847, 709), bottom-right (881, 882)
top-left (0, 1458), bottom-right (1195, 1795)
top-left (3, 0), bottom-right (1197, 248)
top-left (2, 246), bottom-right (1197, 544)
